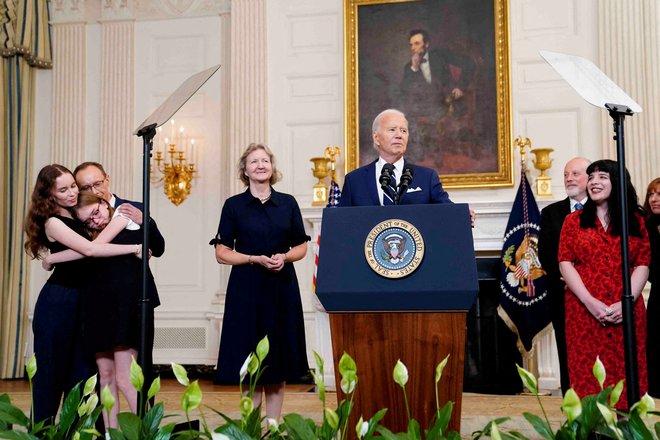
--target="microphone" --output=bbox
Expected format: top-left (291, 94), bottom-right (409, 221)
top-left (380, 163), bottom-right (396, 203)
top-left (396, 166), bottom-right (414, 205)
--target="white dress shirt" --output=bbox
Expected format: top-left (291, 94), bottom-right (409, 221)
top-left (375, 156), bottom-right (405, 205)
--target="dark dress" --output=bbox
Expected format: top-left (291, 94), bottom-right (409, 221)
top-left (83, 219), bottom-right (162, 355)
top-left (558, 211), bottom-right (650, 409)
top-left (32, 215), bottom-right (94, 424)
top-left (213, 189), bottom-right (310, 384)
top-left (646, 215), bottom-right (660, 397)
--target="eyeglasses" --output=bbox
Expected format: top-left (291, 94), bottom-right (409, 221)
top-left (83, 202), bottom-right (103, 228)
top-left (79, 177), bottom-right (106, 192)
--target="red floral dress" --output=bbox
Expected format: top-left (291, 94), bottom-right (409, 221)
top-left (558, 211), bottom-right (650, 409)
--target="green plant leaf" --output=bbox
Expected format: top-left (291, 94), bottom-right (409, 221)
top-left (596, 402), bottom-right (623, 440)
top-left (0, 401), bottom-right (31, 427)
top-left (407, 418), bottom-right (421, 440)
top-left (393, 360), bottom-right (409, 388)
top-left (142, 402), bottom-right (165, 433)
top-left (83, 374), bottom-right (97, 397)
top-left (181, 380), bottom-right (203, 411)
top-left (171, 362), bottom-right (189, 386)
top-left (118, 412), bottom-right (142, 440)
top-left (108, 426), bottom-right (128, 440)
top-left (313, 351), bottom-right (324, 376)
top-left (101, 385), bottom-right (115, 414)
top-left (435, 354), bottom-right (450, 384)
top-left (25, 355), bottom-right (37, 380)
top-left (310, 371), bottom-right (325, 404)
top-left (592, 356), bottom-right (606, 390)
top-left (0, 430), bottom-right (39, 439)
top-left (59, 382), bottom-right (82, 431)
top-left (129, 357), bottom-right (144, 391)
top-left (153, 422), bottom-right (177, 440)
top-left (515, 364), bottom-right (538, 394)
top-left (522, 412), bottom-right (553, 440)
top-left (282, 413), bottom-right (317, 440)
top-left (560, 388), bottom-right (582, 423)
top-left (147, 375), bottom-right (161, 400)
top-left (490, 422), bottom-right (503, 440)
top-left (216, 423), bottom-right (259, 440)
top-left (436, 401), bottom-right (454, 433)
top-left (256, 335), bottom-right (269, 362)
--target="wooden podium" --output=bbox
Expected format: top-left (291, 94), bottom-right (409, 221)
top-left (316, 205), bottom-right (478, 434)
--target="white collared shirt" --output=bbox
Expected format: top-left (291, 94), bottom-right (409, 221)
top-left (375, 156), bottom-right (405, 205)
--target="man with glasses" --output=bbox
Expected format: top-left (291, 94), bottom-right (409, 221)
top-left (73, 161), bottom-right (165, 390)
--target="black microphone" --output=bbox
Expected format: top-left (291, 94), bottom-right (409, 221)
top-left (380, 163), bottom-right (396, 203)
top-left (396, 166), bottom-right (414, 204)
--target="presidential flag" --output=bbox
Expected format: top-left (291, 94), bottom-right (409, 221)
top-left (497, 170), bottom-right (551, 356)
top-left (312, 177), bottom-right (342, 292)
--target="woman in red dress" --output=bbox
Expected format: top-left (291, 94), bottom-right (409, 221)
top-left (558, 159), bottom-right (650, 410)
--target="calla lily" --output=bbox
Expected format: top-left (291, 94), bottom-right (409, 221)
top-left (325, 407), bottom-right (339, 430)
top-left (101, 384), bottom-right (115, 414)
top-left (181, 380), bottom-right (202, 411)
top-left (490, 422), bottom-right (502, 440)
top-left (393, 360), bottom-right (409, 387)
top-left (609, 379), bottom-right (624, 407)
top-left (338, 352), bottom-right (357, 377)
top-left (147, 376), bottom-right (161, 400)
top-left (256, 335), bottom-right (269, 362)
top-left (596, 402), bottom-right (624, 440)
top-left (130, 356), bottom-right (144, 390)
top-left (83, 374), bottom-right (97, 397)
top-left (26, 354), bottom-right (37, 380)
top-left (516, 364), bottom-right (538, 394)
top-left (239, 353), bottom-right (253, 382)
top-left (630, 393), bottom-right (655, 418)
top-left (313, 351), bottom-right (325, 376)
top-left (560, 388), bottom-right (582, 422)
top-left (171, 362), bottom-right (190, 386)
top-left (341, 373), bottom-right (357, 394)
top-left (593, 356), bottom-right (606, 390)
top-left (239, 396), bottom-right (254, 416)
top-left (356, 416), bottom-right (369, 438)
top-left (435, 354), bottom-right (450, 384)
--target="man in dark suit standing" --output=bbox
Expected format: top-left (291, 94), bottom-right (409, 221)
top-left (538, 157), bottom-right (590, 395)
top-left (73, 161), bottom-right (165, 385)
top-left (338, 109), bottom-right (475, 227)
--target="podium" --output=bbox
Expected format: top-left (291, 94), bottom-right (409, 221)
top-left (316, 204), bottom-right (478, 434)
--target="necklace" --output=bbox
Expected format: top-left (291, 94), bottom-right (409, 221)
top-left (251, 189), bottom-right (271, 203)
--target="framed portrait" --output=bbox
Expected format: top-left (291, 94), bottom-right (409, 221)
top-left (344, 0), bottom-right (512, 188)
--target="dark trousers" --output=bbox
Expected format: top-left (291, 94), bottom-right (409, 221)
top-left (32, 283), bottom-right (94, 425)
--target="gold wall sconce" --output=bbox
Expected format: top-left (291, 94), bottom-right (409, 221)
top-left (310, 145), bottom-right (341, 206)
top-left (151, 120), bottom-right (197, 206)
top-left (531, 148), bottom-right (554, 197)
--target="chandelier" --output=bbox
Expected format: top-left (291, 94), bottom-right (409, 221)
top-left (151, 120), bottom-right (197, 206)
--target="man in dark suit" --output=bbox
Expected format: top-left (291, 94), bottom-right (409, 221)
top-left (398, 29), bottom-right (476, 164)
top-left (73, 161), bottom-right (165, 386)
top-left (338, 108), bottom-right (477, 227)
top-left (538, 157), bottom-right (590, 395)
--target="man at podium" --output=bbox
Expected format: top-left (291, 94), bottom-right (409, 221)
top-left (338, 108), bottom-right (452, 207)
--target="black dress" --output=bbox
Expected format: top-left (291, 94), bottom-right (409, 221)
top-left (646, 215), bottom-right (659, 396)
top-left (213, 189), bottom-right (310, 384)
top-left (83, 223), bottom-right (160, 354)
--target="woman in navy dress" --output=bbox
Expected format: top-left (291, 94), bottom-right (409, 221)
top-left (211, 143), bottom-right (309, 421)
top-left (24, 164), bottom-right (142, 425)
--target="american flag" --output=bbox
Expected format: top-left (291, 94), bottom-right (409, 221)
top-left (312, 177), bottom-right (341, 292)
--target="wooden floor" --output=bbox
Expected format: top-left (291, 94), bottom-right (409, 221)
top-left (2, 379), bottom-right (658, 438)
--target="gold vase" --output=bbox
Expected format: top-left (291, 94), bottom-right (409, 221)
top-left (310, 157), bottom-right (331, 206)
top-left (531, 148), bottom-right (554, 197)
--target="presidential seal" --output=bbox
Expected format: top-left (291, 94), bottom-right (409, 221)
top-left (364, 219), bottom-right (424, 279)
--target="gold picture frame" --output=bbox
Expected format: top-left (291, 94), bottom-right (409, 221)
top-left (344, 0), bottom-right (513, 189)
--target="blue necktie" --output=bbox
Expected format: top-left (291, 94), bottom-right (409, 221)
top-left (574, 202), bottom-right (583, 211)
top-left (383, 171), bottom-right (397, 206)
